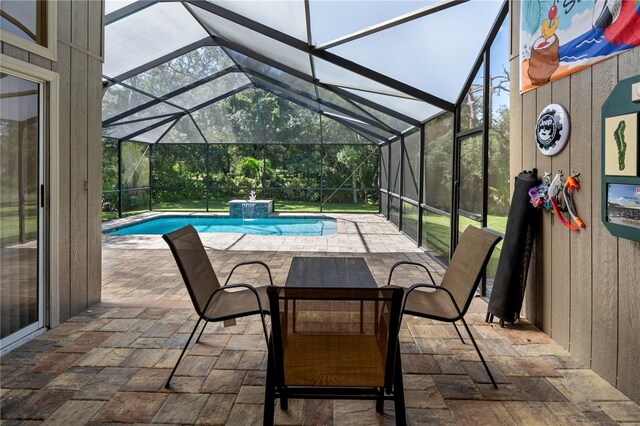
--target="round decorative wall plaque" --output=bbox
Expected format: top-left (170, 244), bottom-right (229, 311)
top-left (535, 103), bottom-right (570, 156)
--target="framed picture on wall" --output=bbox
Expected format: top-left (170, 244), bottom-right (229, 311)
top-left (606, 184), bottom-right (640, 230)
top-left (601, 76), bottom-right (640, 242)
top-left (604, 112), bottom-right (638, 176)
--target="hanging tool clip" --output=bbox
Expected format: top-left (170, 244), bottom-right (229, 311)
top-left (548, 170), bottom-right (578, 231)
top-left (562, 172), bottom-right (585, 229)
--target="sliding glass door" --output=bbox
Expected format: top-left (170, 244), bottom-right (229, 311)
top-left (0, 72), bottom-right (44, 348)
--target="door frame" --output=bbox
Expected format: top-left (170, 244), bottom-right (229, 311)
top-left (1, 54), bottom-right (59, 353)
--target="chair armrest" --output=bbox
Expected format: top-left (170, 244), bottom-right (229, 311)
top-left (202, 283), bottom-right (269, 338)
top-left (386, 261), bottom-right (437, 287)
top-left (401, 283), bottom-right (463, 319)
top-left (224, 261), bottom-right (275, 287)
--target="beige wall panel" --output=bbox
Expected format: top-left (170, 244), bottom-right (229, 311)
top-left (2, 43), bottom-right (29, 62)
top-left (69, 49), bottom-right (89, 316)
top-left (521, 91), bottom-right (537, 170)
top-left (589, 58), bottom-right (619, 385)
top-left (57, 0), bottom-right (71, 42)
top-left (53, 43), bottom-right (72, 322)
top-left (510, 60), bottom-right (523, 186)
top-left (510, 0), bottom-right (519, 58)
top-left (87, 57), bottom-right (102, 307)
top-left (568, 68), bottom-right (592, 365)
top-left (88, 0), bottom-right (103, 57)
top-left (617, 240), bottom-right (640, 404)
top-left (615, 47), bottom-right (640, 405)
top-left (28, 53), bottom-right (52, 70)
top-left (535, 84), bottom-right (552, 333)
top-left (617, 44), bottom-right (640, 80)
top-left (71, 0), bottom-right (89, 50)
top-left (549, 78), bottom-right (571, 349)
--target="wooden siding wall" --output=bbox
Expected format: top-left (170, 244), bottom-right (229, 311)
top-left (510, 1), bottom-right (640, 404)
top-left (1, 1), bottom-right (103, 322)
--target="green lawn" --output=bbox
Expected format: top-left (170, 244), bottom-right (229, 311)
top-left (102, 199), bottom-right (378, 221)
top-left (417, 211), bottom-right (506, 278)
top-left (1, 204), bottom-right (38, 245)
top-left (152, 198), bottom-right (379, 213)
top-left (275, 200), bottom-right (378, 213)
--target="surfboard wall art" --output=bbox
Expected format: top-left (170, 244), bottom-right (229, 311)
top-left (520, 0), bottom-right (640, 93)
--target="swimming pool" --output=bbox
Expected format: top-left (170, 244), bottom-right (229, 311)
top-left (105, 216), bottom-right (337, 236)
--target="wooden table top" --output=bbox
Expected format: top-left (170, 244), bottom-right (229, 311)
top-left (285, 257), bottom-right (377, 289)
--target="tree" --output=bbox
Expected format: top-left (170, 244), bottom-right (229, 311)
top-left (488, 105), bottom-right (511, 216)
top-left (151, 144), bottom-right (206, 202)
top-left (457, 64), bottom-right (511, 216)
top-left (337, 145), bottom-right (378, 203)
top-left (424, 113), bottom-right (454, 212)
top-left (460, 65), bottom-right (510, 131)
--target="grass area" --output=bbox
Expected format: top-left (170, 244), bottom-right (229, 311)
top-left (102, 199), bottom-right (379, 222)
top-left (275, 200), bottom-right (378, 213)
top-left (102, 210), bottom-right (149, 222)
top-left (102, 212), bottom-right (119, 221)
top-left (152, 199), bottom-right (378, 213)
top-left (422, 211), bottom-right (451, 263)
top-left (417, 211), bottom-right (506, 278)
top-left (1, 205), bottom-right (38, 245)
top-left (153, 200), bottom-right (213, 211)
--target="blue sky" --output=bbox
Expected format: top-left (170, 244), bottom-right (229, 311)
top-left (609, 184), bottom-right (640, 207)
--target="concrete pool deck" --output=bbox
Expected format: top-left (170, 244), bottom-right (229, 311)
top-left (102, 213), bottom-right (426, 253)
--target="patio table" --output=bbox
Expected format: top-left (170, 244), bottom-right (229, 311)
top-left (284, 257), bottom-right (378, 332)
top-left (285, 257), bottom-right (378, 289)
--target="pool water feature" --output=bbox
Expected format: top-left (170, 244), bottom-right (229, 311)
top-left (105, 216), bottom-right (337, 236)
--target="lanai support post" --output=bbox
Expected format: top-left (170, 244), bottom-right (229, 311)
top-left (117, 139), bottom-right (123, 218)
top-left (417, 125), bottom-right (425, 247)
top-left (205, 143), bottom-right (210, 212)
top-left (148, 144), bottom-right (153, 212)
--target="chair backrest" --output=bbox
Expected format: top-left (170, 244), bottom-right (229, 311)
top-left (163, 225), bottom-right (221, 315)
top-left (440, 226), bottom-right (502, 316)
top-left (267, 286), bottom-right (404, 393)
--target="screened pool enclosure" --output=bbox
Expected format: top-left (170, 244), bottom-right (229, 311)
top-left (102, 0), bottom-right (511, 280)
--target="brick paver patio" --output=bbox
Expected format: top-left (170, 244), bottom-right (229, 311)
top-left (2, 214), bottom-right (639, 424)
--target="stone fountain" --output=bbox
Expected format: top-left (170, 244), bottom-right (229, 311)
top-left (228, 191), bottom-right (274, 218)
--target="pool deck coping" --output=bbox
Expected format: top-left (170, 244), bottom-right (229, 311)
top-left (101, 211), bottom-right (342, 233)
top-left (101, 212), bottom-right (425, 253)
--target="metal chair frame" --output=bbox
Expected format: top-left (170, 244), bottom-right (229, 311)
top-left (388, 228), bottom-right (502, 389)
top-left (162, 226), bottom-right (273, 389)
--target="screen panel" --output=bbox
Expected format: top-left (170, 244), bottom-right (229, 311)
top-left (328, 1), bottom-right (502, 103)
top-left (190, 4), bottom-right (313, 76)
top-left (402, 131), bottom-right (420, 201)
top-left (104, 2), bottom-right (209, 78)
top-left (120, 46), bottom-right (236, 98)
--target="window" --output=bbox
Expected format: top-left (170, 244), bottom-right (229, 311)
top-left (0, 1), bottom-right (46, 44)
top-left (1, 53), bottom-right (60, 348)
top-left (0, 0), bottom-right (56, 60)
top-left (0, 72), bottom-right (43, 346)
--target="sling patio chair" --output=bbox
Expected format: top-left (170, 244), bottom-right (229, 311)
top-left (264, 286), bottom-right (407, 426)
top-left (162, 224), bottom-right (273, 389)
top-left (387, 226), bottom-right (502, 388)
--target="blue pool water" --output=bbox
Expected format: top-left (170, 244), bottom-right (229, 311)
top-left (105, 216), bottom-right (337, 236)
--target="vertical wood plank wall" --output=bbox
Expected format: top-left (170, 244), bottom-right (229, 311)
top-left (509, 1), bottom-right (640, 403)
top-left (1, 0), bottom-right (103, 322)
